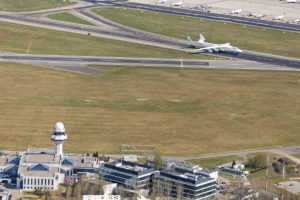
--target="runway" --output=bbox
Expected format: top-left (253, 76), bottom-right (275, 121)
top-left (0, 52), bottom-right (298, 74)
top-left (0, 1), bottom-right (299, 69)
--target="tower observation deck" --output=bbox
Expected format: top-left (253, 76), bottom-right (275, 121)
top-left (51, 122), bottom-right (68, 157)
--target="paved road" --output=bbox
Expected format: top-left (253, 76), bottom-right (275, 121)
top-left (1, 2), bottom-right (300, 69)
top-left (75, 9), bottom-right (300, 69)
top-left (83, 0), bottom-right (300, 32)
top-left (163, 145), bottom-right (300, 161)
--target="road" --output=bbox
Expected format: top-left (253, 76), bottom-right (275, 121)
top-left (82, 0), bottom-right (300, 32)
top-left (0, 4), bottom-right (300, 69)
top-left (164, 145), bottom-right (300, 161)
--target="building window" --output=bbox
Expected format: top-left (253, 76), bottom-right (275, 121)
top-left (52, 179), bottom-right (54, 185)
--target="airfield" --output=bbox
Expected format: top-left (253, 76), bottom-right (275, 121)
top-left (130, 0), bottom-right (300, 22)
top-left (0, 0), bottom-right (300, 156)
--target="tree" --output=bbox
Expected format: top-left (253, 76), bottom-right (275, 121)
top-left (65, 186), bottom-right (72, 198)
top-left (232, 160), bottom-right (236, 168)
top-left (176, 184), bottom-right (184, 200)
top-left (92, 152), bottom-right (99, 158)
top-left (153, 154), bottom-right (163, 170)
top-left (64, 177), bottom-right (74, 186)
top-left (33, 188), bottom-right (44, 198)
top-left (246, 153), bottom-right (267, 169)
top-left (72, 182), bottom-right (82, 198)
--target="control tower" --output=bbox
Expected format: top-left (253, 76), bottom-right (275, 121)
top-left (51, 122), bottom-right (68, 157)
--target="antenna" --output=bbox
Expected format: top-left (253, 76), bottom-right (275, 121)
top-left (265, 152), bottom-right (270, 195)
top-left (281, 163), bottom-right (286, 200)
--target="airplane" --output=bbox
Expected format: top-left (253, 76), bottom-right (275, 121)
top-left (249, 13), bottom-right (266, 19)
top-left (273, 13), bottom-right (286, 20)
top-left (157, 0), bottom-right (168, 4)
top-left (193, 4), bottom-right (212, 10)
top-left (285, 0), bottom-right (298, 3)
top-left (230, 8), bottom-right (243, 14)
top-left (172, 0), bottom-right (184, 6)
top-left (294, 19), bottom-right (300, 24)
top-left (187, 34), bottom-right (243, 54)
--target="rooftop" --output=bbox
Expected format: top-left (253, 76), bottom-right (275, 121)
top-left (104, 160), bottom-right (154, 176)
top-left (64, 156), bottom-right (98, 168)
top-left (0, 157), bottom-right (7, 166)
top-left (27, 154), bottom-right (56, 163)
top-left (28, 148), bottom-right (56, 154)
top-left (158, 169), bottom-right (214, 186)
top-left (19, 166), bottom-right (59, 177)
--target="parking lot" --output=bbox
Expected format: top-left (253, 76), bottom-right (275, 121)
top-left (130, 0), bottom-right (300, 23)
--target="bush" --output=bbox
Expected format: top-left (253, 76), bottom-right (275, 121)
top-left (246, 153), bottom-right (267, 169)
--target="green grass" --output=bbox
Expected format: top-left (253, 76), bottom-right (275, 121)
top-left (0, 21), bottom-right (212, 59)
top-left (0, 0), bottom-right (75, 12)
top-left (187, 155), bottom-right (244, 168)
top-left (290, 154), bottom-right (300, 159)
top-left (1, 64), bottom-right (300, 156)
top-left (47, 12), bottom-right (95, 26)
top-left (93, 7), bottom-right (300, 58)
top-left (219, 174), bottom-right (240, 182)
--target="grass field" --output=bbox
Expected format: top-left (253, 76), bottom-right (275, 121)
top-left (0, 0), bottom-right (74, 12)
top-left (0, 21), bottom-right (211, 59)
top-left (47, 12), bottom-right (95, 26)
top-left (188, 155), bottom-right (244, 168)
top-left (93, 7), bottom-right (300, 58)
top-left (0, 64), bottom-right (300, 156)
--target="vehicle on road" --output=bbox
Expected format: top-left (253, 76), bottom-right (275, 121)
top-left (230, 8), bottom-right (243, 14)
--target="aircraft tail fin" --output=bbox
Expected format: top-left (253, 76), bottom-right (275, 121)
top-left (187, 36), bottom-right (193, 44)
top-left (198, 34), bottom-right (206, 43)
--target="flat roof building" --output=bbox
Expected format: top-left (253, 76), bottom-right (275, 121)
top-left (99, 160), bottom-right (155, 191)
top-left (154, 160), bottom-right (217, 200)
top-left (0, 122), bottom-right (102, 192)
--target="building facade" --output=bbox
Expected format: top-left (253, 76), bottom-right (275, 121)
top-left (154, 161), bottom-right (217, 200)
top-left (0, 122), bottom-right (100, 191)
top-left (99, 160), bottom-right (155, 191)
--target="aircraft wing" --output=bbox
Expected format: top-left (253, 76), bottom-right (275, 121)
top-left (194, 44), bottom-right (231, 52)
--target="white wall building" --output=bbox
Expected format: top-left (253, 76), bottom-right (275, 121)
top-left (0, 189), bottom-right (10, 200)
top-left (11, 122), bottom-right (100, 191)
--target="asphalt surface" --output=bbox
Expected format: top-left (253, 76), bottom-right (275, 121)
top-left (76, 10), bottom-right (300, 69)
top-left (0, 54), bottom-right (208, 66)
top-left (164, 145), bottom-right (300, 161)
top-left (83, 0), bottom-right (300, 32)
top-left (1, 53), bottom-right (298, 74)
top-left (0, 1), bottom-right (299, 69)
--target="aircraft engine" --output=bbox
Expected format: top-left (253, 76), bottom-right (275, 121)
top-left (213, 49), bottom-right (219, 53)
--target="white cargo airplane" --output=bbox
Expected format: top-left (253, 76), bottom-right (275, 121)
top-left (187, 34), bottom-right (242, 54)
top-left (230, 8), bottom-right (243, 14)
top-left (172, 0), bottom-right (184, 6)
top-left (273, 13), bottom-right (286, 20)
